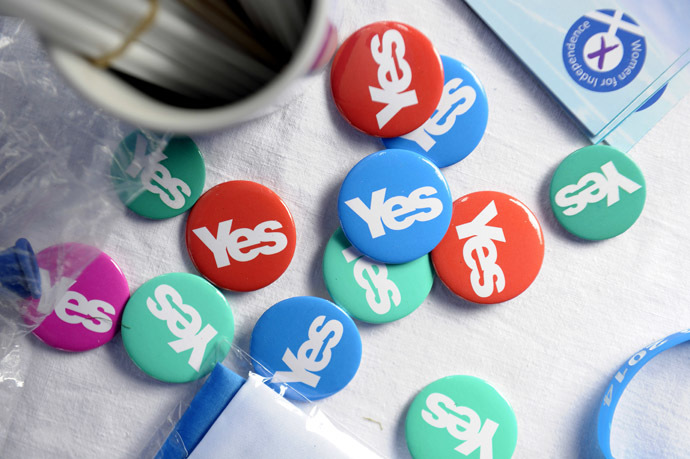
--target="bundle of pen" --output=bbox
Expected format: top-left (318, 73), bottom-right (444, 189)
top-left (0, 0), bottom-right (310, 107)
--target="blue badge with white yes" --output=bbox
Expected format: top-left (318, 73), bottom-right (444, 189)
top-left (250, 296), bottom-right (362, 401)
top-left (382, 56), bottom-right (488, 168)
top-left (338, 149), bottom-right (453, 264)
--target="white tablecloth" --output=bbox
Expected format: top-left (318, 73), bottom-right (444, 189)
top-left (1, 1), bottom-right (690, 458)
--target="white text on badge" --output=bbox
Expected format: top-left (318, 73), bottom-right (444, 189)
top-left (193, 219), bottom-right (288, 268)
top-left (55, 290), bottom-right (116, 333)
top-left (273, 315), bottom-right (343, 388)
top-left (342, 245), bottom-right (401, 314)
top-left (126, 134), bottom-right (191, 209)
top-left (455, 200), bottom-right (506, 298)
top-left (555, 160), bottom-right (641, 216)
top-left (345, 186), bottom-right (443, 238)
top-left (422, 392), bottom-right (498, 458)
top-left (146, 284), bottom-right (218, 372)
top-left (402, 77), bottom-right (476, 151)
top-left (369, 29), bottom-right (418, 129)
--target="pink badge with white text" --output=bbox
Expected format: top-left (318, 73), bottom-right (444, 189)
top-left (31, 243), bottom-right (130, 352)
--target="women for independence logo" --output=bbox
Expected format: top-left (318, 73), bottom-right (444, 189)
top-left (563, 9), bottom-right (646, 92)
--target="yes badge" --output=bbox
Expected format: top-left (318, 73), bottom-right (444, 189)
top-left (185, 181), bottom-right (296, 291)
top-left (550, 145), bottom-right (645, 240)
top-left (112, 131), bottom-right (205, 219)
top-left (250, 296), bottom-right (362, 401)
top-left (322, 227), bottom-right (433, 323)
top-left (406, 375), bottom-right (518, 459)
top-left (121, 273), bottom-right (234, 383)
top-left (30, 243), bottom-right (129, 352)
top-left (431, 191), bottom-right (544, 304)
top-left (383, 55), bottom-right (489, 168)
top-left (330, 21), bottom-right (444, 137)
top-left (338, 149), bottom-right (453, 264)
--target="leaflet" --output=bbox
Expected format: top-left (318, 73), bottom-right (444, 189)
top-left (464, 0), bottom-right (690, 151)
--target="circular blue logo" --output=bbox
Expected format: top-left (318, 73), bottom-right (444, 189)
top-left (381, 55), bottom-right (489, 168)
top-left (563, 9), bottom-right (646, 92)
top-left (337, 149), bottom-right (453, 264)
top-left (249, 296), bottom-right (362, 401)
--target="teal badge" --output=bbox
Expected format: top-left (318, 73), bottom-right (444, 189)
top-left (323, 228), bottom-right (433, 323)
top-left (121, 273), bottom-right (234, 383)
top-left (550, 145), bottom-right (645, 240)
top-left (406, 375), bottom-right (518, 459)
top-left (112, 131), bottom-right (205, 219)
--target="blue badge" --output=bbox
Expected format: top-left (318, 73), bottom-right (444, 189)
top-left (562, 9), bottom-right (646, 92)
top-left (249, 296), bottom-right (362, 401)
top-left (337, 149), bottom-right (452, 264)
top-left (381, 55), bottom-right (488, 168)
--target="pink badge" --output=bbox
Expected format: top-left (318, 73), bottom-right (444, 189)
top-left (30, 243), bottom-right (130, 352)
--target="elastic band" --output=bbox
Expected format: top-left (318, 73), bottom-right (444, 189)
top-left (597, 328), bottom-right (690, 458)
top-left (90, 0), bottom-right (159, 68)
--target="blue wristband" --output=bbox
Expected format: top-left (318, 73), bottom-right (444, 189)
top-left (597, 328), bottom-right (690, 458)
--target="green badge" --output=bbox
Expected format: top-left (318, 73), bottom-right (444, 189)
top-left (549, 145), bottom-right (645, 240)
top-left (322, 227), bottom-right (433, 324)
top-left (111, 131), bottom-right (205, 219)
top-left (121, 273), bottom-right (234, 383)
top-left (405, 375), bottom-right (518, 459)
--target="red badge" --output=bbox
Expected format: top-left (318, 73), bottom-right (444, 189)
top-left (330, 21), bottom-right (444, 138)
top-left (185, 181), bottom-right (296, 292)
top-left (431, 191), bottom-right (544, 304)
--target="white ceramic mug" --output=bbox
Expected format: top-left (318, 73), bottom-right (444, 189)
top-left (46, 0), bottom-right (339, 134)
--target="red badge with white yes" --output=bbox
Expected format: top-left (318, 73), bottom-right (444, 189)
top-left (185, 181), bottom-right (296, 292)
top-left (431, 191), bottom-right (544, 304)
top-left (330, 21), bottom-right (444, 138)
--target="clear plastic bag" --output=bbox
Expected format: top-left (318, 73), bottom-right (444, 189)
top-left (0, 17), bottom-right (169, 388)
top-left (0, 12), bottom-right (375, 459)
top-left (146, 345), bottom-right (384, 459)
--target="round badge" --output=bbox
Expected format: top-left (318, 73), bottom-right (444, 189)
top-left (29, 243), bottom-right (129, 352)
top-left (405, 375), bottom-right (518, 459)
top-left (338, 149), bottom-right (452, 264)
top-left (185, 181), bottom-right (296, 291)
top-left (431, 191), bottom-right (544, 304)
top-left (549, 145), bottom-right (645, 240)
top-left (250, 296), bottom-right (362, 401)
top-left (111, 131), bottom-right (205, 219)
top-left (330, 21), bottom-right (444, 137)
top-left (562, 9), bottom-right (646, 92)
top-left (382, 55), bottom-right (489, 168)
top-left (323, 227), bottom-right (433, 323)
top-left (121, 272), bottom-right (234, 383)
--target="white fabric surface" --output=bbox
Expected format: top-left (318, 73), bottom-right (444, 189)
top-left (189, 373), bottom-right (382, 458)
top-left (1, 1), bottom-right (690, 458)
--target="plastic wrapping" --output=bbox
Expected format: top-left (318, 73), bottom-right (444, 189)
top-left (0, 14), bottom-right (373, 459)
top-left (0, 18), bottom-right (169, 389)
top-left (145, 344), bottom-right (383, 459)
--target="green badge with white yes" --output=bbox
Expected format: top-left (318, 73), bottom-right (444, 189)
top-left (549, 145), bottom-right (645, 240)
top-left (111, 131), bottom-right (205, 219)
top-left (322, 227), bottom-right (434, 324)
top-left (405, 375), bottom-right (518, 459)
top-left (121, 272), bottom-right (234, 383)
